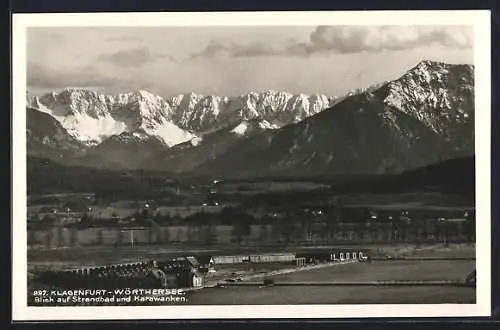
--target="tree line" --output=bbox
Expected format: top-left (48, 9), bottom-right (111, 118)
top-left (28, 207), bottom-right (475, 248)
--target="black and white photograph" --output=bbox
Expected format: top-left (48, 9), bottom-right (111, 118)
top-left (12, 11), bottom-right (491, 320)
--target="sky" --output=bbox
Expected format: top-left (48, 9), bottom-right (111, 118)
top-left (26, 25), bottom-right (474, 98)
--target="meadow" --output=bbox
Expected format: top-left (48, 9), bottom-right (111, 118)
top-left (186, 283), bottom-right (475, 305)
top-left (269, 259), bottom-right (474, 282)
top-left (186, 259), bottom-right (476, 305)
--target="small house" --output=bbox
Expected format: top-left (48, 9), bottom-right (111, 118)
top-left (213, 255), bottom-right (247, 264)
top-left (191, 271), bottom-right (203, 287)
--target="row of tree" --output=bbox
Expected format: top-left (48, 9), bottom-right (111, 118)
top-left (28, 214), bottom-right (475, 248)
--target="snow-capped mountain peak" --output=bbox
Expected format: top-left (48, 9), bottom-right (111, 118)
top-left (382, 60), bottom-right (474, 136)
top-left (134, 89), bottom-right (157, 98)
top-left (164, 90), bottom-right (336, 133)
top-left (29, 88), bottom-right (195, 146)
top-left (29, 88), bottom-right (339, 148)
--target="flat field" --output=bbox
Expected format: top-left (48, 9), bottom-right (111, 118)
top-left (186, 259), bottom-right (475, 305)
top-left (186, 284), bottom-right (475, 304)
top-left (269, 260), bottom-right (474, 282)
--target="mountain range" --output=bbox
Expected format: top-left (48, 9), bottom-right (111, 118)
top-left (26, 60), bottom-right (474, 178)
top-left (28, 89), bottom-right (336, 144)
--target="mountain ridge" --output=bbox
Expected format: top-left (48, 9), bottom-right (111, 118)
top-left (28, 88), bottom-right (339, 145)
top-left (26, 60), bottom-right (475, 177)
top-left (192, 60), bottom-right (474, 178)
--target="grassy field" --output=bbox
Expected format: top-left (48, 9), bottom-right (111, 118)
top-left (367, 243), bottom-right (476, 259)
top-left (27, 190), bottom-right (472, 217)
top-left (186, 284), bottom-right (475, 305)
top-left (338, 192), bottom-right (473, 209)
top-left (216, 181), bottom-right (329, 193)
top-left (269, 260), bottom-right (474, 282)
top-left (27, 198), bottom-right (227, 219)
top-left (186, 259), bottom-right (475, 305)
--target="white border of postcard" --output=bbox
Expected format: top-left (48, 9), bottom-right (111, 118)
top-left (12, 10), bottom-right (491, 320)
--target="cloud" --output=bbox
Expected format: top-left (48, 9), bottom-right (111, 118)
top-left (306, 26), bottom-right (472, 54)
top-left (27, 62), bottom-right (118, 89)
top-left (98, 47), bottom-right (178, 67)
top-left (190, 25), bottom-right (473, 59)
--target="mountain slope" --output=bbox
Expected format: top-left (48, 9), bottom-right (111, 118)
top-left (192, 60), bottom-right (474, 178)
top-left (26, 107), bottom-right (86, 160)
top-left (376, 60), bottom-right (474, 152)
top-left (143, 118), bottom-right (278, 172)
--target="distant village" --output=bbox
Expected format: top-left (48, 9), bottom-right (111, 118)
top-left (27, 189), bottom-right (475, 247)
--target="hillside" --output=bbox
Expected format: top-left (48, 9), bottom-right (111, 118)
top-left (193, 61), bottom-right (474, 178)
